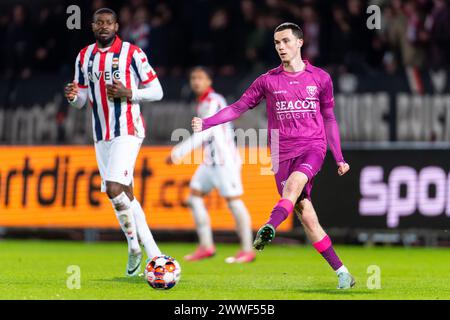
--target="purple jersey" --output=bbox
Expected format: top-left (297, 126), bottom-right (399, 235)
top-left (202, 61), bottom-right (344, 165)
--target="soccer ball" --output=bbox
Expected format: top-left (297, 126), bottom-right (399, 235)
top-left (144, 255), bottom-right (181, 290)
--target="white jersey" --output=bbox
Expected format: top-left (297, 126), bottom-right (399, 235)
top-left (172, 88), bottom-right (241, 167)
top-left (74, 36), bottom-right (158, 141)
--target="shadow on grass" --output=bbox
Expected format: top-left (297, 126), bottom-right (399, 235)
top-left (268, 285), bottom-right (377, 296)
top-left (93, 277), bottom-right (144, 285)
top-left (294, 288), bottom-right (376, 295)
top-left (93, 277), bottom-right (192, 286)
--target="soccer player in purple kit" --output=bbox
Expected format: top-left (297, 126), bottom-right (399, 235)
top-left (192, 23), bottom-right (355, 289)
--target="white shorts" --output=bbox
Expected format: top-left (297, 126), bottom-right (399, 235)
top-left (94, 135), bottom-right (143, 192)
top-left (190, 163), bottom-right (243, 197)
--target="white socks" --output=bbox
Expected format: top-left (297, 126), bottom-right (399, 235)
top-left (110, 192), bottom-right (140, 253)
top-left (336, 265), bottom-right (349, 275)
top-left (189, 195), bottom-right (253, 252)
top-left (228, 199), bottom-right (253, 252)
top-left (130, 199), bottom-right (162, 258)
top-left (188, 195), bottom-right (214, 248)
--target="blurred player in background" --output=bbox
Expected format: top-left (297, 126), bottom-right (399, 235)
top-left (192, 23), bottom-right (355, 288)
top-left (168, 66), bottom-right (255, 263)
top-left (64, 8), bottom-right (163, 276)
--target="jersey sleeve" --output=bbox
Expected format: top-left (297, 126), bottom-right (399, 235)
top-left (201, 75), bottom-right (266, 131)
top-left (239, 74), bottom-right (266, 109)
top-left (171, 130), bottom-right (210, 163)
top-left (74, 50), bottom-right (88, 88)
top-left (319, 73), bottom-right (335, 109)
top-left (200, 98), bottom-right (221, 119)
top-left (132, 49), bottom-right (158, 86)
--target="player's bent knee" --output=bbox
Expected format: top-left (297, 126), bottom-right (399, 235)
top-left (190, 188), bottom-right (205, 197)
top-left (187, 194), bottom-right (202, 208)
top-left (109, 191), bottom-right (131, 211)
top-left (284, 176), bottom-right (307, 199)
top-left (225, 195), bottom-right (240, 202)
top-left (106, 181), bottom-right (126, 199)
top-left (298, 200), bottom-right (318, 229)
top-left (294, 200), bottom-right (304, 219)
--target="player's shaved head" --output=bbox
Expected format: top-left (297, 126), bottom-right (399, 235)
top-left (93, 7), bottom-right (118, 22)
top-left (274, 22), bottom-right (303, 39)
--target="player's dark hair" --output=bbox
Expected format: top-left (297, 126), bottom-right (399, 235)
top-left (274, 22), bottom-right (303, 39)
top-left (190, 66), bottom-right (213, 81)
top-left (93, 8), bottom-right (118, 22)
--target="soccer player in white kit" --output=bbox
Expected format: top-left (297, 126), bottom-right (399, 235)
top-left (167, 67), bottom-right (255, 263)
top-left (64, 8), bottom-right (163, 276)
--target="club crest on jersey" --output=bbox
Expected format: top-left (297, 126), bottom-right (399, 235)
top-left (112, 57), bottom-right (119, 68)
top-left (306, 86), bottom-right (318, 98)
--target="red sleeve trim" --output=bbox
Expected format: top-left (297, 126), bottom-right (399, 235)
top-left (141, 72), bottom-right (157, 84)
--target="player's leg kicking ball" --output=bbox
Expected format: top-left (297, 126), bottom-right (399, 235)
top-left (253, 224), bottom-right (276, 251)
top-left (253, 158), bottom-right (356, 289)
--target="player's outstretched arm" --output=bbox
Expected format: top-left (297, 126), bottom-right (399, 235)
top-left (192, 105), bottom-right (243, 132)
top-left (192, 117), bottom-right (203, 133)
top-left (193, 75), bottom-right (266, 132)
top-left (168, 130), bottom-right (210, 163)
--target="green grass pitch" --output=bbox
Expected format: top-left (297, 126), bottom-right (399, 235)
top-left (0, 240), bottom-right (449, 300)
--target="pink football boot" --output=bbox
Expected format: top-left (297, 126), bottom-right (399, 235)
top-left (184, 246), bottom-right (216, 261)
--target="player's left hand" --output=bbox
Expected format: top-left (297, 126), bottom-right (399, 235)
top-left (106, 79), bottom-right (132, 99)
top-left (337, 162), bottom-right (350, 176)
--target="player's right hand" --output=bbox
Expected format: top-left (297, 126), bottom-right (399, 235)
top-left (64, 81), bottom-right (79, 101)
top-left (192, 117), bottom-right (203, 132)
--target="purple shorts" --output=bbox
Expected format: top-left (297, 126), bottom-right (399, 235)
top-left (273, 147), bottom-right (326, 200)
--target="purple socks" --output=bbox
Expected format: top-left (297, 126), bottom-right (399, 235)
top-left (267, 200), bottom-right (344, 272)
top-left (313, 235), bottom-right (343, 271)
top-left (267, 199), bottom-right (294, 229)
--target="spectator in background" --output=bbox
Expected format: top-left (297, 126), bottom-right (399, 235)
top-left (0, 12), bottom-right (9, 77)
top-left (386, 0), bottom-right (426, 68)
top-left (130, 6), bottom-right (151, 54)
top-left (262, 14), bottom-right (283, 67)
top-left (209, 8), bottom-right (236, 76)
top-left (128, 0), bottom-right (147, 10)
top-left (33, 7), bottom-right (61, 73)
top-left (245, 12), bottom-right (272, 72)
top-left (424, 0), bottom-right (450, 69)
top-left (4, 4), bottom-right (32, 80)
top-left (380, 5), bottom-right (399, 75)
top-left (300, 5), bottom-right (321, 64)
top-left (0, 0), bottom-right (448, 79)
top-left (345, 0), bottom-right (373, 73)
top-left (403, 0), bottom-right (427, 67)
top-left (92, 0), bottom-right (108, 12)
top-left (148, 2), bottom-right (174, 76)
top-left (235, 0), bottom-right (257, 71)
top-left (329, 6), bottom-right (351, 72)
top-left (187, 0), bottom-right (211, 69)
top-left (119, 5), bottom-right (133, 42)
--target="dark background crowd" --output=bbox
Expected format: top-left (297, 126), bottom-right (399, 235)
top-left (0, 0), bottom-right (449, 82)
